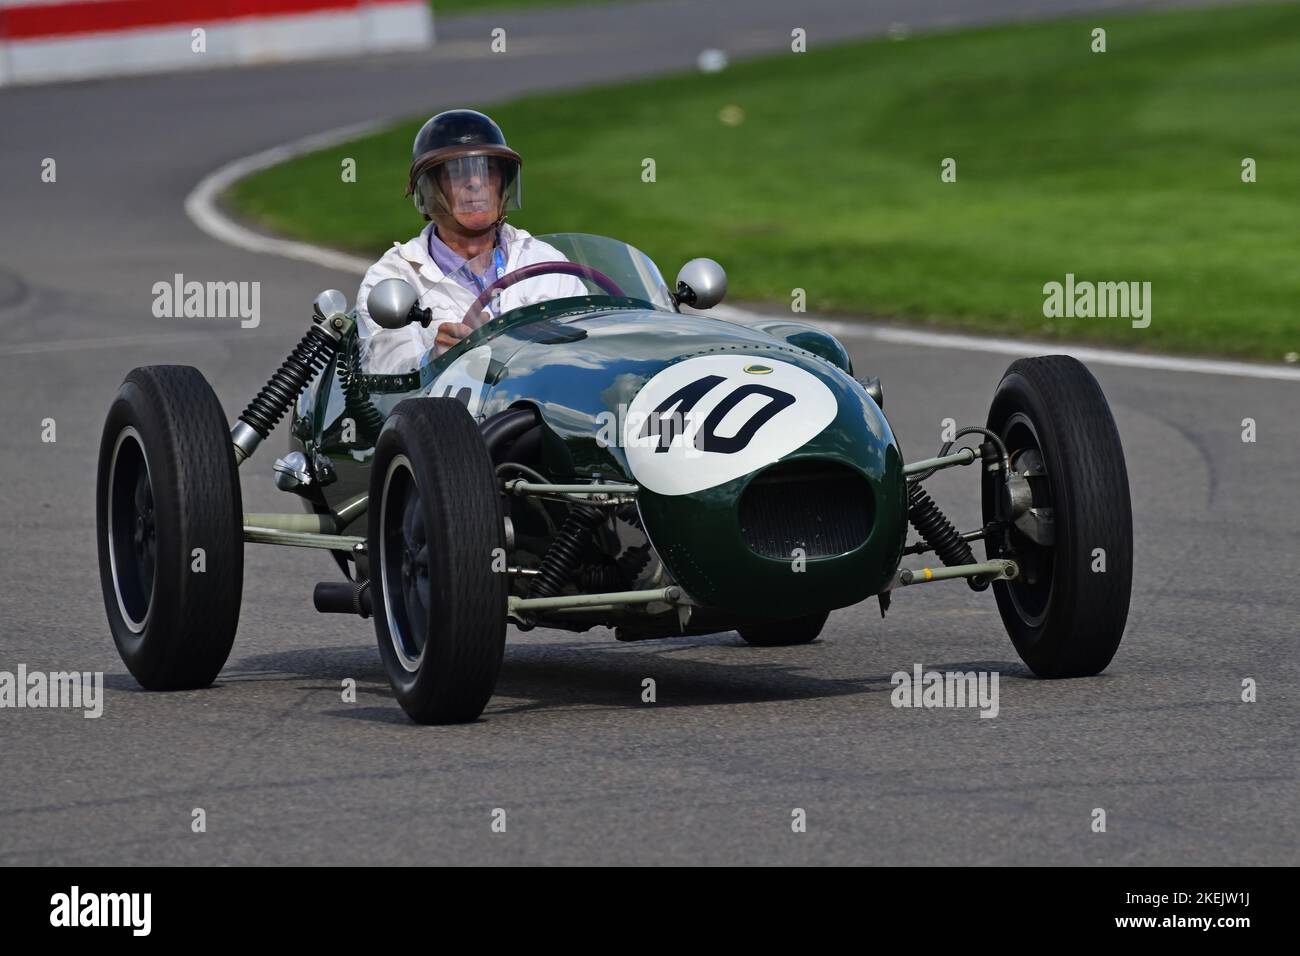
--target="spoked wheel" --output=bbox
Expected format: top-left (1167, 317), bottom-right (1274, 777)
top-left (982, 356), bottom-right (1132, 677)
top-left (369, 398), bottom-right (508, 724)
top-left (738, 610), bottom-right (829, 647)
top-left (96, 366), bottom-right (243, 689)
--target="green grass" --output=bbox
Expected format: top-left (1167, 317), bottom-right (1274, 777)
top-left (227, 3), bottom-right (1300, 359)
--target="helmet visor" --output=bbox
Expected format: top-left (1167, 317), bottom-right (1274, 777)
top-left (416, 155), bottom-right (521, 229)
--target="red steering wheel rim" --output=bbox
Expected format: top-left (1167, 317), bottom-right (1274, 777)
top-left (462, 260), bottom-right (625, 326)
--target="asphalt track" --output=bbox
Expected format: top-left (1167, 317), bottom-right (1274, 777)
top-left (0, 0), bottom-right (1295, 865)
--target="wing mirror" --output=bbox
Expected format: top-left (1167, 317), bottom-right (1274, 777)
top-left (675, 258), bottom-right (727, 309)
top-left (367, 277), bottom-right (423, 330)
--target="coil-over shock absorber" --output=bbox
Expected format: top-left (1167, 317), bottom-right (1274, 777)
top-left (905, 426), bottom-right (1010, 592)
top-left (573, 505), bottom-right (656, 593)
top-left (907, 483), bottom-right (988, 591)
top-left (529, 504), bottom-right (605, 600)
top-left (336, 336), bottom-right (386, 444)
top-left (230, 290), bottom-right (353, 464)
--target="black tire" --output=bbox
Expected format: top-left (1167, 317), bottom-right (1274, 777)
top-left (369, 398), bottom-right (508, 724)
top-left (96, 366), bottom-right (243, 690)
top-left (738, 611), bottom-right (829, 647)
top-left (982, 356), bottom-right (1132, 677)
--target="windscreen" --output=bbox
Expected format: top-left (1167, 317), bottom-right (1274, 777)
top-left (414, 232), bottom-right (675, 343)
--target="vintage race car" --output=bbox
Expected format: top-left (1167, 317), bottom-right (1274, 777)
top-left (96, 233), bottom-right (1133, 723)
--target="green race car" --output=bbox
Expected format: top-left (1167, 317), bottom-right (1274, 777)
top-left (96, 233), bottom-right (1132, 723)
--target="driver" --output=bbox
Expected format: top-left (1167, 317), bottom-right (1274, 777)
top-left (356, 109), bottom-right (587, 374)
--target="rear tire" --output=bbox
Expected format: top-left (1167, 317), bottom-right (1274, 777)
top-left (369, 399), bottom-right (508, 724)
top-left (982, 356), bottom-right (1132, 677)
top-left (96, 366), bottom-right (243, 690)
top-left (738, 611), bottom-right (829, 647)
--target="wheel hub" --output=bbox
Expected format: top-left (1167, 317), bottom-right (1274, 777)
top-left (107, 427), bottom-right (157, 633)
top-left (380, 456), bottom-right (432, 671)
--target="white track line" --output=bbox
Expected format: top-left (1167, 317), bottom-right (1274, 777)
top-left (186, 127), bottom-right (1300, 384)
top-left (185, 121), bottom-right (381, 275)
top-left (0, 331), bottom-right (245, 358)
top-left (711, 307), bottom-right (1300, 383)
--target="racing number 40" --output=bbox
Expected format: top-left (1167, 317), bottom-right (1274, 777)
top-left (638, 374), bottom-right (796, 454)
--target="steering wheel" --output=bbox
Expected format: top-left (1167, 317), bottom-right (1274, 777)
top-left (460, 260), bottom-right (625, 326)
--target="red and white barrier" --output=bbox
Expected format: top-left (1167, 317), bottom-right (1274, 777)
top-left (0, 0), bottom-right (434, 86)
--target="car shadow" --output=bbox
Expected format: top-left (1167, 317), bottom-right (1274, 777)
top-left (221, 634), bottom-right (915, 723)
top-left (99, 648), bottom-right (1036, 727)
top-left (919, 660), bottom-right (1035, 679)
top-left (486, 639), bottom-right (895, 716)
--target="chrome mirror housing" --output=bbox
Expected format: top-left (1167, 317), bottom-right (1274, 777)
top-left (675, 258), bottom-right (727, 309)
top-left (367, 278), bottom-right (419, 330)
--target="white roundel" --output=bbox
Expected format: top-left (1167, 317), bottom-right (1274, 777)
top-left (622, 354), bottom-right (837, 496)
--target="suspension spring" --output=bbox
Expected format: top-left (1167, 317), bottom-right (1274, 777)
top-left (907, 482), bottom-right (988, 591)
top-left (238, 323), bottom-right (340, 440)
top-left (529, 504), bottom-right (605, 600)
top-left (616, 541), bottom-right (654, 583)
top-left (336, 339), bottom-right (386, 441)
top-left (578, 562), bottom-right (624, 592)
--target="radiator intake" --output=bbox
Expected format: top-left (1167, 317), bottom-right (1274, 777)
top-left (738, 460), bottom-right (873, 559)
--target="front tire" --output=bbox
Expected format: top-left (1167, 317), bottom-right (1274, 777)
top-left (96, 366), bottom-right (243, 690)
top-left (982, 356), bottom-right (1132, 677)
top-left (369, 399), bottom-right (508, 724)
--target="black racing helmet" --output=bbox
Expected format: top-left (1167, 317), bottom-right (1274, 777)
top-left (406, 109), bottom-right (522, 228)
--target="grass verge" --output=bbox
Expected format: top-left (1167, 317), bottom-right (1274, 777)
top-left (227, 3), bottom-right (1300, 359)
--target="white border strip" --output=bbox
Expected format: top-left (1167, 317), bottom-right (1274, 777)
top-left (0, 3), bottom-right (433, 86)
top-left (0, 331), bottom-right (245, 358)
top-left (185, 121), bottom-right (382, 275)
top-left (711, 306), bottom-right (1300, 383)
top-left (186, 126), bottom-right (1300, 384)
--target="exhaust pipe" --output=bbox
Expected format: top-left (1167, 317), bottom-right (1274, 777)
top-left (313, 580), bottom-right (372, 618)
